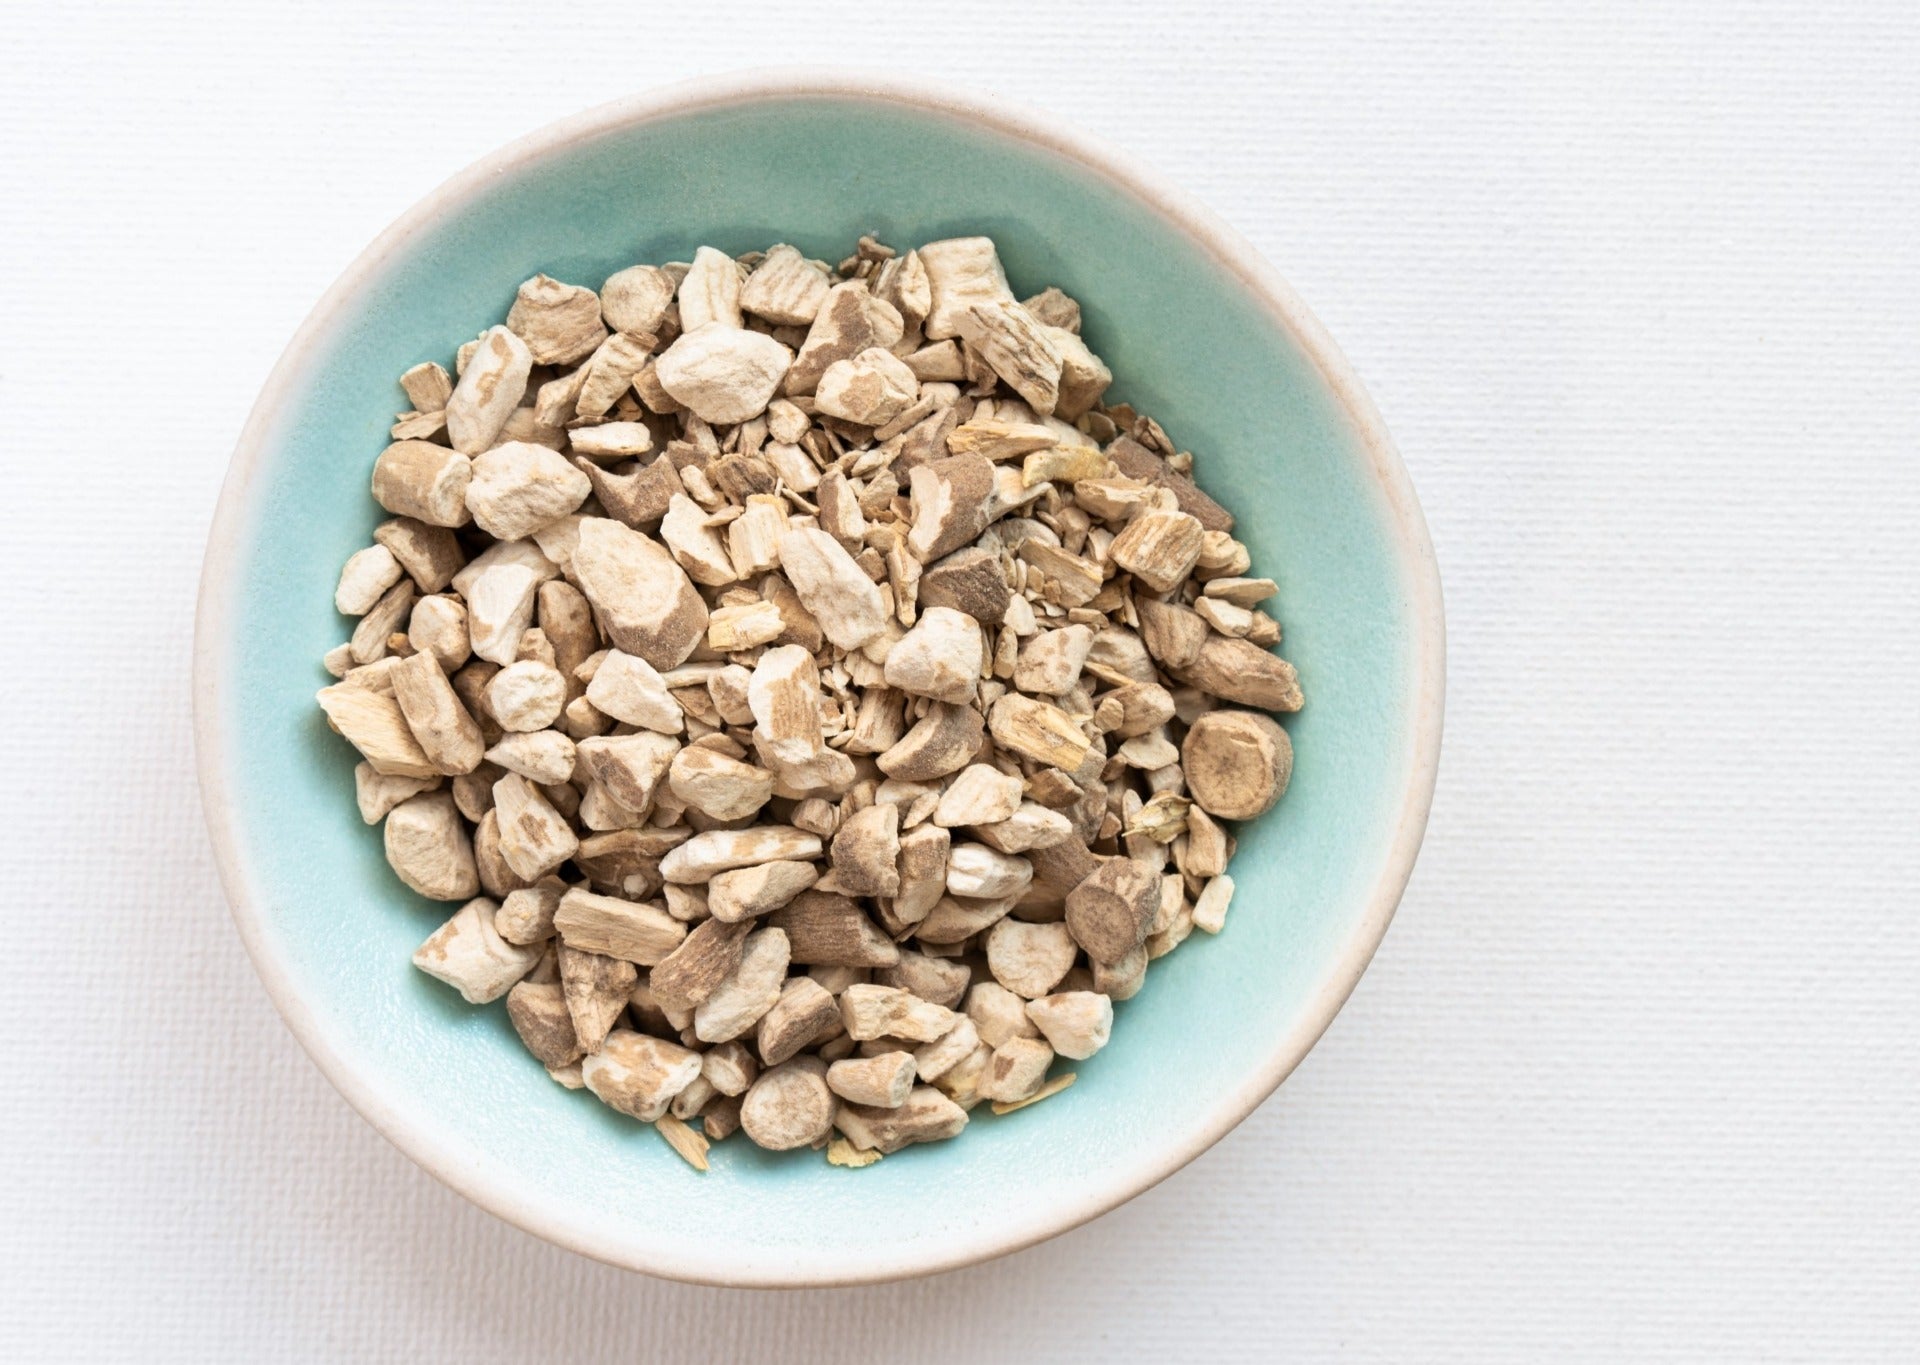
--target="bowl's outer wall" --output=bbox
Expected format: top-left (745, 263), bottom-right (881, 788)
top-left (213, 92), bottom-right (1424, 1283)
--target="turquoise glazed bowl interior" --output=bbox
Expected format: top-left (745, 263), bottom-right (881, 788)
top-left (195, 73), bottom-right (1443, 1286)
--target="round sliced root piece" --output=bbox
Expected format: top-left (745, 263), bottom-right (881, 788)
top-left (1181, 709), bottom-right (1293, 820)
top-left (740, 1057), bottom-right (835, 1150)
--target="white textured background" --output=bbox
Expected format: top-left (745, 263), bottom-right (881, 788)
top-left (3, 2), bottom-right (1916, 1360)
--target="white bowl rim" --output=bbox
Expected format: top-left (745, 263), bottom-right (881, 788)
top-left (193, 66), bottom-right (1446, 1288)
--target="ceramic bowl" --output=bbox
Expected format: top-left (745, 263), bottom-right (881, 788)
top-left (194, 70), bottom-right (1443, 1287)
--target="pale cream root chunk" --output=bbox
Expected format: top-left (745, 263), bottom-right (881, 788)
top-left (507, 274), bottom-right (607, 365)
top-left (465, 441), bottom-right (590, 541)
top-left (576, 732), bottom-right (678, 813)
top-left (600, 263), bottom-right (675, 334)
top-left (701, 1040), bottom-right (759, 1097)
top-left (748, 644), bottom-right (825, 766)
top-left (1013, 625), bottom-right (1094, 697)
top-left (372, 441), bottom-right (472, 528)
top-left (678, 245), bottom-right (743, 331)
top-left (412, 896), bottom-right (539, 1003)
top-left (977, 1036), bottom-right (1054, 1105)
top-left (485, 660), bottom-right (566, 733)
top-left (893, 823), bottom-right (951, 923)
top-left (318, 683), bottom-right (438, 778)
top-left (882, 606), bottom-right (982, 704)
top-left (407, 594), bottom-right (471, 672)
top-left (955, 300), bottom-right (1062, 414)
top-left (933, 764), bottom-right (1024, 828)
top-left (974, 801), bottom-right (1072, 853)
top-left (741, 244), bottom-right (831, 325)
top-left (495, 881), bottom-right (564, 945)
top-left (1190, 874), bottom-right (1236, 935)
top-left (554, 887), bottom-right (684, 965)
top-left (912, 1015), bottom-right (981, 1083)
top-left (756, 976), bottom-right (841, 1065)
top-left (446, 326), bottom-right (532, 454)
top-left (966, 981), bottom-right (1042, 1048)
top-left (661, 826), bottom-right (824, 883)
top-left (584, 650), bottom-right (684, 733)
top-left (694, 927), bottom-right (791, 1043)
top-left (391, 651), bottom-right (486, 774)
top-left (777, 528), bottom-right (889, 650)
top-left (654, 324), bottom-right (791, 425)
top-left (354, 763), bottom-right (438, 824)
top-left (827, 1052), bottom-right (916, 1108)
top-left (837, 1086), bottom-right (968, 1153)
top-left (399, 361), bottom-right (453, 412)
top-left (376, 517), bottom-right (465, 593)
top-left (988, 694), bottom-right (1091, 771)
top-left (814, 346), bottom-right (919, 427)
top-left (570, 518), bottom-right (709, 671)
top-left (668, 745), bottom-right (775, 822)
top-left (452, 539), bottom-right (557, 666)
top-left (336, 544), bottom-right (404, 615)
top-left (583, 1030), bottom-right (703, 1122)
top-left (1109, 509), bottom-right (1206, 594)
top-left (840, 984), bottom-right (959, 1043)
top-left (492, 773), bottom-right (579, 881)
top-left (947, 843), bottom-right (1033, 899)
top-left (918, 236), bottom-right (1013, 339)
top-left (385, 791), bottom-right (480, 900)
top-left (1025, 991), bottom-right (1113, 1060)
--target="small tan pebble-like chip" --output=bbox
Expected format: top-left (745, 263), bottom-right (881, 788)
top-left (827, 1051), bottom-right (917, 1108)
top-left (756, 976), bottom-right (843, 1066)
top-left (882, 606), bottom-right (983, 704)
top-left (384, 791), bottom-right (480, 901)
top-left (446, 326), bottom-right (533, 454)
top-left (977, 1036), bottom-right (1055, 1105)
top-left (1024, 991), bottom-right (1113, 1060)
top-left (649, 917), bottom-right (753, 1013)
top-left (1190, 874), bottom-right (1236, 935)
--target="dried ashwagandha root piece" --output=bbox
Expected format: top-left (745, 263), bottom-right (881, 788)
top-left (583, 1030), bottom-right (703, 1122)
top-left (826, 1051), bottom-right (917, 1108)
top-left (412, 897), bottom-right (538, 1002)
top-left (740, 1056), bottom-right (835, 1150)
top-left (321, 232), bottom-right (1302, 1165)
top-left (1181, 708), bottom-right (1293, 820)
